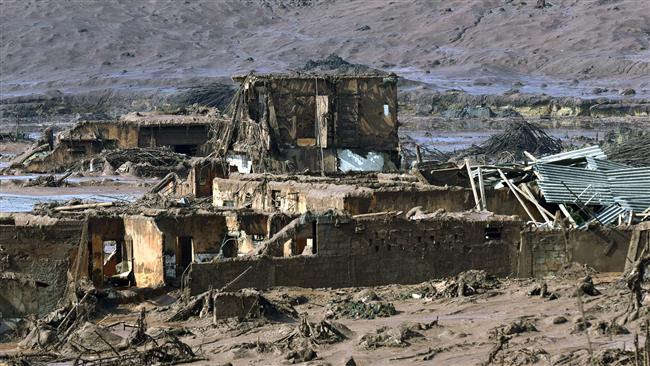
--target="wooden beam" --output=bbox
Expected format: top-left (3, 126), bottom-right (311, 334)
top-left (478, 167), bottom-right (487, 211)
top-left (519, 184), bottom-right (554, 224)
top-left (558, 204), bottom-right (577, 227)
top-left (497, 169), bottom-right (537, 223)
top-left (523, 151), bottom-right (538, 162)
top-left (55, 202), bottom-right (114, 211)
top-left (465, 159), bottom-right (481, 211)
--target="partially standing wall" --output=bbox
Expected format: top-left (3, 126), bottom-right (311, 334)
top-left (124, 216), bottom-right (165, 288)
top-left (187, 215), bottom-right (522, 295)
top-left (517, 226), bottom-right (633, 277)
top-left (0, 215), bottom-right (84, 316)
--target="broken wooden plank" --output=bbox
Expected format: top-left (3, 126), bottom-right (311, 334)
top-left (518, 184), bottom-right (553, 225)
top-left (54, 202), bottom-right (114, 211)
top-left (558, 204), bottom-right (577, 228)
top-left (624, 228), bottom-right (642, 273)
top-left (478, 166), bottom-right (487, 211)
top-left (352, 211), bottom-right (402, 219)
top-left (465, 159), bottom-right (481, 211)
top-left (523, 151), bottom-right (538, 162)
top-left (497, 169), bottom-right (537, 223)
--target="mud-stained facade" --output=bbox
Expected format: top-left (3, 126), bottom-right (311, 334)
top-left (0, 214), bottom-right (84, 316)
top-left (2, 206), bottom-right (646, 317)
top-left (214, 74), bottom-right (400, 173)
top-left (187, 213), bottom-right (523, 294)
top-left (17, 112), bottom-right (213, 172)
top-left (212, 173), bottom-right (530, 217)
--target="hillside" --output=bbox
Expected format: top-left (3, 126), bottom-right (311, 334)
top-left (1, 0), bottom-right (649, 101)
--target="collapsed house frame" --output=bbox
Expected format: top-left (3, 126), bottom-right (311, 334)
top-left (210, 73), bottom-right (400, 174)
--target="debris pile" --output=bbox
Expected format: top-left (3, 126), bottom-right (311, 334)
top-left (171, 83), bottom-right (236, 109)
top-left (326, 290), bottom-right (397, 319)
top-left (168, 288), bottom-right (297, 323)
top-left (23, 171), bottom-right (72, 187)
top-left (82, 147), bottom-right (190, 177)
top-left (300, 53), bottom-right (383, 75)
top-left (277, 313), bottom-right (353, 349)
top-left (459, 145), bottom-right (650, 228)
top-left (359, 323), bottom-right (424, 349)
top-left (224, 313), bottom-right (351, 362)
top-left (439, 270), bottom-right (500, 297)
top-left (401, 134), bottom-right (450, 167)
top-left (462, 121), bottom-right (563, 162)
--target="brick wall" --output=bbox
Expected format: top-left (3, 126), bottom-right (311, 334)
top-left (518, 227), bottom-right (632, 277)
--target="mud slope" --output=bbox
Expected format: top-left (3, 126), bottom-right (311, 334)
top-left (1, 0), bottom-right (649, 98)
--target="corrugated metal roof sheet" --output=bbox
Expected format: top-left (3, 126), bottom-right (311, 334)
top-left (586, 157), bottom-right (631, 171)
top-left (578, 203), bottom-right (629, 229)
top-left (536, 145), bottom-right (607, 164)
top-left (607, 167), bottom-right (650, 212)
top-left (534, 164), bottom-right (613, 206)
top-left (534, 163), bottom-right (650, 212)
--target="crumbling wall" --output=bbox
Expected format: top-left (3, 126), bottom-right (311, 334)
top-left (155, 213), bottom-right (227, 257)
top-left (138, 125), bottom-right (209, 154)
top-left (213, 176), bottom-right (528, 217)
top-left (88, 217), bottom-right (125, 287)
top-left (0, 275), bottom-right (40, 318)
top-left (185, 159), bottom-right (228, 197)
top-left (187, 216), bottom-right (521, 294)
top-left (0, 215), bottom-right (84, 316)
top-left (213, 178), bottom-right (266, 208)
top-left (24, 121), bottom-right (139, 172)
top-left (518, 226), bottom-right (633, 277)
top-left (124, 216), bottom-right (165, 288)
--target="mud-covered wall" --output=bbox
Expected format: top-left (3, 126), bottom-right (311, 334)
top-left (24, 121), bottom-right (140, 172)
top-left (0, 276), bottom-right (40, 318)
top-left (256, 76), bottom-right (398, 151)
top-left (213, 177), bottom-right (529, 217)
top-left (187, 216), bottom-right (521, 294)
top-left (0, 216), bottom-right (84, 316)
top-left (124, 216), bottom-right (164, 288)
top-left (518, 226), bottom-right (633, 277)
top-left (88, 217), bottom-right (125, 286)
top-left (138, 125), bottom-right (209, 153)
top-left (155, 214), bottom-right (227, 255)
top-left (401, 89), bottom-right (650, 118)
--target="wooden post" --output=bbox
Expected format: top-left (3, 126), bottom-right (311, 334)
top-left (415, 145), bottom-right (422, 164)
top-left (477, 167), bottom-right (487, 211)
top-left (465, 159), bottom-right (481, 211)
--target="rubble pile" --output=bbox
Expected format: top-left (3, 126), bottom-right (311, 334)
top-left (326, 290), bottom-right (397, 319)
top-left (277, 314), bottom-right (353, 349)
top-left (168, 289), bottom-right (298, 323)
top-left (458, 145), bottom-right (650, 228)
top-left (358, 323), bottom-right (424, 349)
top-left (439, 270), bottom-right (500, 297)
top-left (171, 83), bottom-right (236, 110)
top-left (300, 53), bottom-right (384, 75)
top-left (462, 121), bottom-right (563, 162)
top-left (88, 147), bottom-right (190, 177)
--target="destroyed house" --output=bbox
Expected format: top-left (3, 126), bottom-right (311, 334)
top-left (18, 111), bottom-right (214, 172)
top-left (214, 73), bottom-right (400, 173)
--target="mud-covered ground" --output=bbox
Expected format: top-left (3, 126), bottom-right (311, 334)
top-left (2, 269), bottom-right (646, 366)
